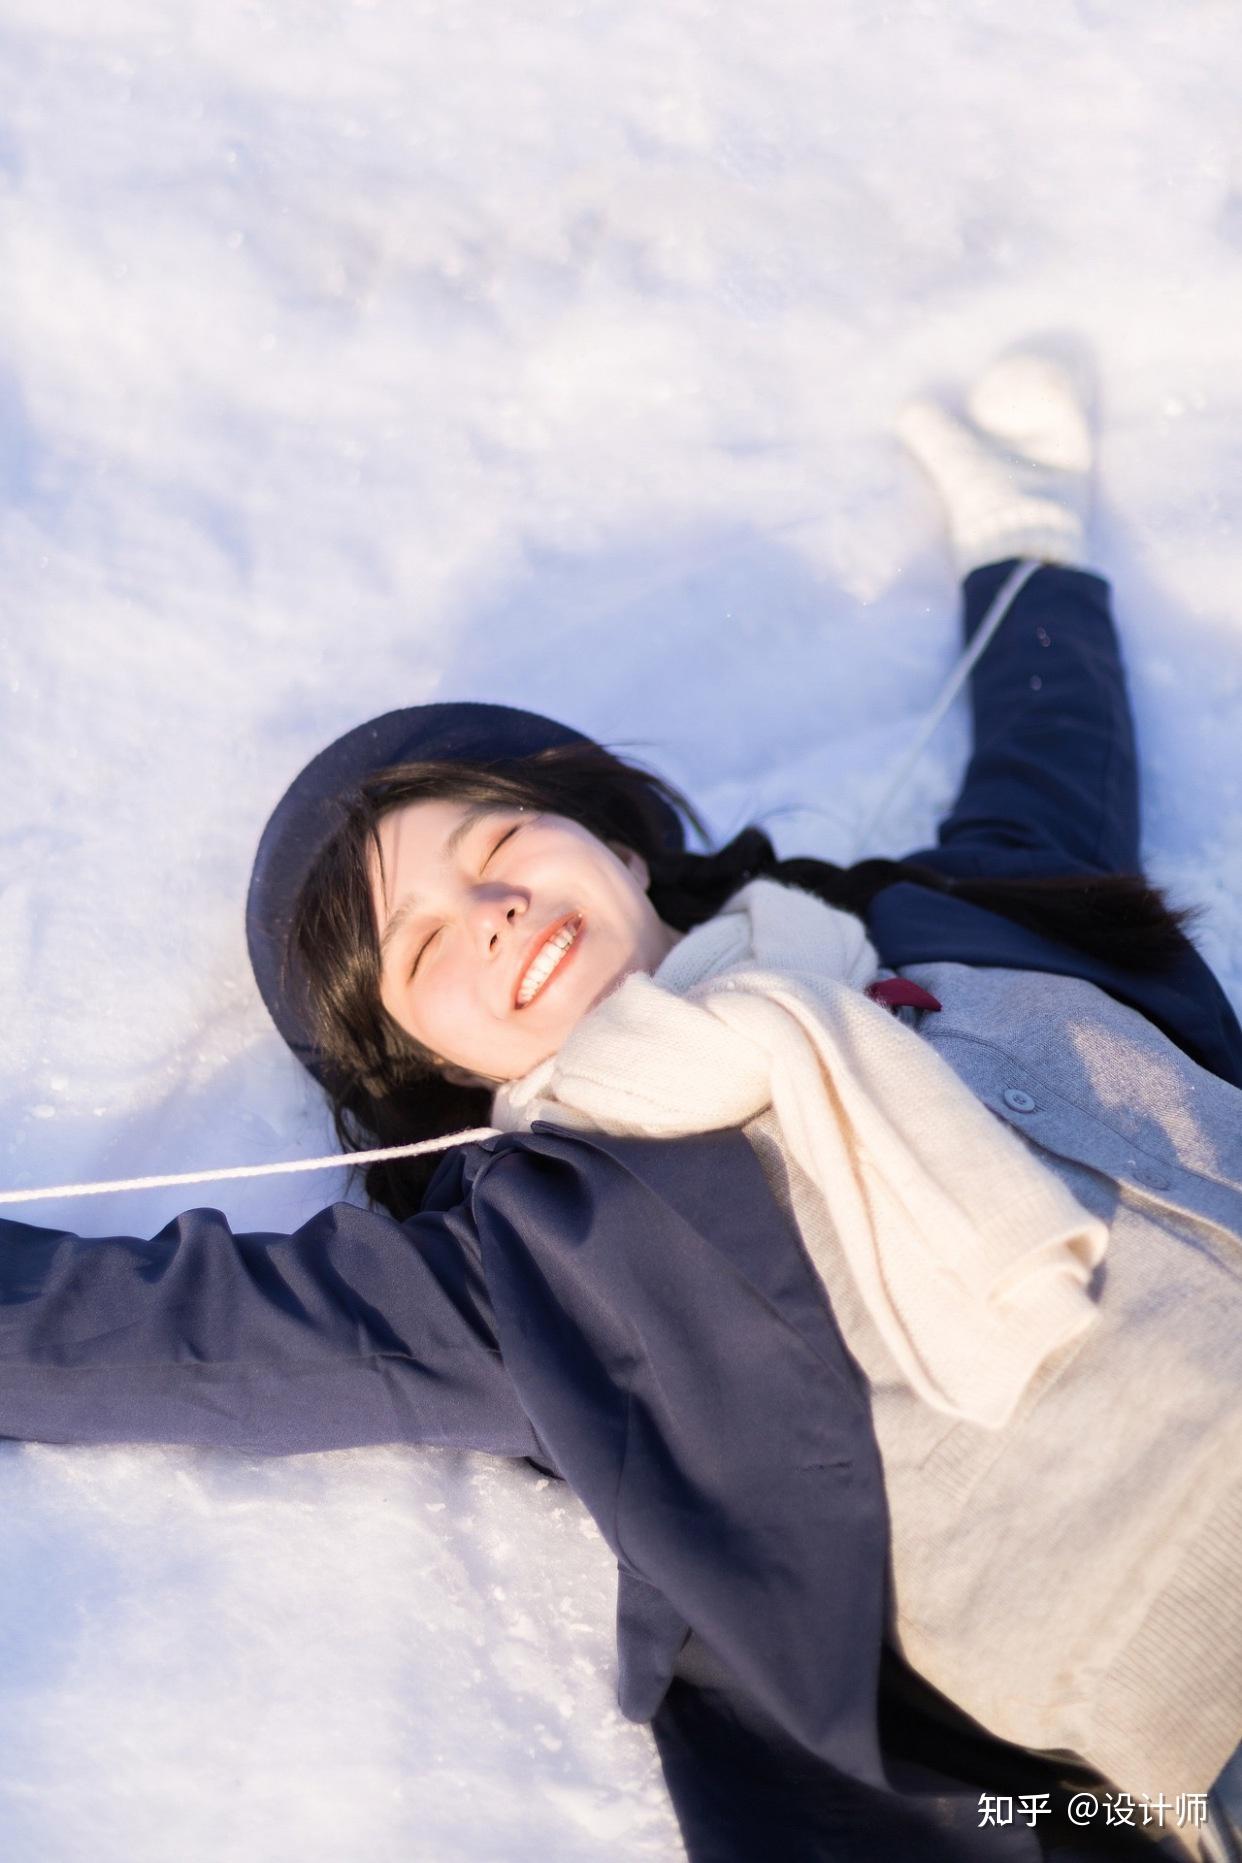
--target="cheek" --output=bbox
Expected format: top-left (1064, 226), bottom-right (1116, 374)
top-left (383, 980), bottom-right (420, 1044)
top-left (624, 874), bottom-right (659, 933)
top-left (403, 957), bottom-right (483, 1046)
top-left (382, 959), bottom-right (438, 1042)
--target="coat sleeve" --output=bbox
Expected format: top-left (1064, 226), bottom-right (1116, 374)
top-left (0, 1172), bottom-right (542, 1459)
top-left (910, 561), bottom-right (1143, 880)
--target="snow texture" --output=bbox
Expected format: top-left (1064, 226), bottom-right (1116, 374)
top-left (3, 2), bottom-right (1241, 1857)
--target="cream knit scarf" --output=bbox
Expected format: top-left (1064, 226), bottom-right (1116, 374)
top-left (492, 877), bottom-right (1108, 1428)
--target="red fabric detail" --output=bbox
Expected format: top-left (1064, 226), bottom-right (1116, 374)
top-left (864, 978), bottom-right (943, 1013)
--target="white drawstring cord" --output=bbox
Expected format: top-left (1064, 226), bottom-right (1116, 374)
top-left (0, 561), bottom-right (1044, 1210)
top-left (0, 1130), bottom-right (505, 1206)
top-left (848, 558), bottom-right (1042, 858)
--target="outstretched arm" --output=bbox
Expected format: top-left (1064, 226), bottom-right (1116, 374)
top-left (897, 352), bottom-right (1142, 879)
top-left (0, 1181), bottom-right (541, 1461)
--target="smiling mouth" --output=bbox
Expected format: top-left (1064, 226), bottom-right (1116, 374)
top-left (514, 914), bottom-right (584, 1009)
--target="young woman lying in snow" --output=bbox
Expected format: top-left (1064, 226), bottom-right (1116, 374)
top-left (3, 352), bottom-right (1240, 1863)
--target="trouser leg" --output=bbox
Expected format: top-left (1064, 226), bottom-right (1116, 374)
top-left (921, 560), bottom-right (1141, 880)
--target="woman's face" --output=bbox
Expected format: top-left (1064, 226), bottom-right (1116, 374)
top-left (368, 798), bottom-right (685, 1086)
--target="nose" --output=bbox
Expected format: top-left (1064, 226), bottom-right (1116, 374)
top-left (471, 886), bottom-right (526, 956)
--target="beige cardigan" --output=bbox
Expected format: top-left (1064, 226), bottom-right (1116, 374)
top-left (748, 958), bottom-right (1242, 1807)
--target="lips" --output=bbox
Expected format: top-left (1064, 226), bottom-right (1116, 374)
top-left (513, 913), bottom-right (583, 1010)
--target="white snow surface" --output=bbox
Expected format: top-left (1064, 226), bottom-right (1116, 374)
top-left (3, 3), bottom-right (1242, 1857)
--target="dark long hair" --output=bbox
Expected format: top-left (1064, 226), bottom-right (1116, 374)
top-left (287, 740), bottom-right (1197, 1221)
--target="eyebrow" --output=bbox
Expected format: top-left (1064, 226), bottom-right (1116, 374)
top-left (377, 802), bottom-right (512, 962)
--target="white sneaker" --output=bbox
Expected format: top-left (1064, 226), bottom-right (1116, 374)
top-left (897, 351), bottom-right (1095, 578)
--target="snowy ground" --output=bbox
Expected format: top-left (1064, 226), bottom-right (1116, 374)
top-left (2, 2), bottom-right (1241, 1857)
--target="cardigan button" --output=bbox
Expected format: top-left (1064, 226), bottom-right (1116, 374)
top-left (1002, 1087), bottom-right (1037, 1114)
top-left (1135, 1161), bottom-right (1171, 1191)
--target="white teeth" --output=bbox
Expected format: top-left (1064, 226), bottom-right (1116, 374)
top-left (517, 920), bottom-right (580, 1006)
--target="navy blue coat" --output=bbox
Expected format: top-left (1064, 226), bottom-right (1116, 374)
top-left (1, 563), bottom-right (1229, 1860)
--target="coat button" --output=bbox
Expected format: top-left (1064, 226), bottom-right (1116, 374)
top-left (1002, 1087), bottom-right (1037, 1114)
top-left (1135, 1162), bottom-right (1171, 1191)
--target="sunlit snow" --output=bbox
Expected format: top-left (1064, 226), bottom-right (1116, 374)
top-left (3, 2), bottom-right (1241, 1857)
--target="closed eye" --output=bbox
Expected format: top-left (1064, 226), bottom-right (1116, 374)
top-left (408, 819), bottom-right (526, 980)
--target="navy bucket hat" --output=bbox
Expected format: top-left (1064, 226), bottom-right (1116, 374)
top-left (245, 701), bottom-right (687, 1086)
